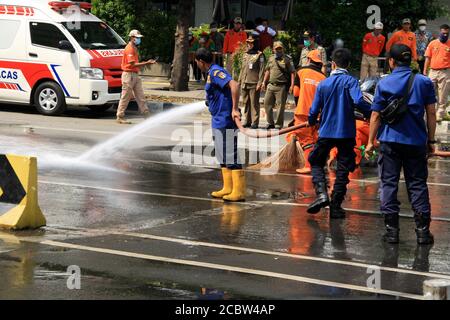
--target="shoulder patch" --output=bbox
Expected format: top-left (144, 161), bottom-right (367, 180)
top-left (213, 70), bottom-right (220, 77)
top-left (217, 72), bottom-right (227, 79)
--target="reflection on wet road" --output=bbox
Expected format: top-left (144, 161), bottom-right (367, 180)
top-left (1, 107), bottom-right (450, 300)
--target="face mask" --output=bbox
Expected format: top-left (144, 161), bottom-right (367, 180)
top-left (440, 33), bottom-right (449, 43)
top-left (304, 40), bottom-right (311, 47)
top-left (275, 51), bottom-right (283, 58)
top-left (134, 38), bottom-right (141, 46)
top-left (211, 28), bottom-right (218, 33)
top-left (419, 26), bottom-right (426, 32)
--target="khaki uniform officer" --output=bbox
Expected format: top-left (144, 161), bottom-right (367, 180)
top-left (261, 41), bottom-right (295, 129)
top-left (239, 36), bottom-right (265, 129)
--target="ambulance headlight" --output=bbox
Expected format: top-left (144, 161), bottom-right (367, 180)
top-left (80, 68), bottom-right (104, 80)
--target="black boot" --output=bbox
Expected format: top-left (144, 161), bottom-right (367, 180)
top-left (414, 213), bottom-right (434, 245)
top-left (329, 193), bottom-right (346, 219)
top-left (382, 214), bottom-right (400, 244)
top-left (307, 182), bottom-right (329, 214)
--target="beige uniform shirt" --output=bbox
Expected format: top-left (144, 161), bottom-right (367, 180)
top-left (266, 54), bottom-right (295, 84)
top-left (299, 45), bottom-right (327, 68)
top-left (239, 51), bottom-right (265, 88)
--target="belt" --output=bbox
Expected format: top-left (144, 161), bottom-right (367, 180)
top-left (363, 53), bottom-right (378, 58)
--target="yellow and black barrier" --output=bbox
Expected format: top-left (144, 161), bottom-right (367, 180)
top-left (0, 154), bottom-right (46, 230)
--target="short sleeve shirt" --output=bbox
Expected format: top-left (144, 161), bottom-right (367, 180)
top-left (206, 64), bottom-right (236, 129)
top-left (425, 39), bottom-right (450, 70)
top-left (371, 66), bottom-right (437, 146)
top-left (121, 43), bottom-right (139, 73)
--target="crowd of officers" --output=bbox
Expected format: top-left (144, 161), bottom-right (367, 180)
top-left (192, 17), bottom-right (450, 246)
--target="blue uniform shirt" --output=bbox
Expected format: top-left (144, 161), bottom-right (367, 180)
top-left (205, 64), bottom-right (236, 129)
top-left (309, 69), bottom-right (371, 139)
top-left (372, 66), bottom-right (437, 146)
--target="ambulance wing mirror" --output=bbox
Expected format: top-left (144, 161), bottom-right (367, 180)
top-left (58, 40), bottom-right (75, 53)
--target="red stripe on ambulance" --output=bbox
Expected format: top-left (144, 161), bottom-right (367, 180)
top-left (0, 5), bottom-right (35, 16)
top-left (0, 61), bottom-right (53, 89)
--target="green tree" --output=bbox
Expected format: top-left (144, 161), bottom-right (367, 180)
top-left (92, 0), bottom-right (176, 62)
top-left (286, 0), bottom-right (447, 68)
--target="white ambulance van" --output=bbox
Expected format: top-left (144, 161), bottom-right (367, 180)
top-left (0, 0), bottom-right (126, 115)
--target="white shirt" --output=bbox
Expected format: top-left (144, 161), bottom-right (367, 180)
top-left (256, 25), bottom-right (277, 37)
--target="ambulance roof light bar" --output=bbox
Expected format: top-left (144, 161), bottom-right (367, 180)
top-left (49, 1), bottom-right (92, 13)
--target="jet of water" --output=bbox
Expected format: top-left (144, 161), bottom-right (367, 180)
top-left (77, 102), bottom-right (206, 161)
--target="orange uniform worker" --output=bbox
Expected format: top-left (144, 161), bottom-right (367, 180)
top-left (223, 17), bottom-right (248, 73)
top-left (328, 120), bottom-right (370, 168)
top-left (423, 24), bottom-right (450, 121)
top-left (287, 50), bottom-right (326, 174)
top-left (117, 30), bottom-right (157, 124)
top-left (360, 22), bottom-right (386, 80)
top-left (386, 18), bottom-right (417, 61)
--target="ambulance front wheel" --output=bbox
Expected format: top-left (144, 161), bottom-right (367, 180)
top-left (34, 82), bottom-right (67, 116)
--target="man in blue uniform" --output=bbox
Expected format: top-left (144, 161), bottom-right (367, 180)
top-left (307, 48), bottom-right (371, 219)
top-left (366, 44), bottom-right (437, 245)
top-left (195, 48), bottom-right (245, 202)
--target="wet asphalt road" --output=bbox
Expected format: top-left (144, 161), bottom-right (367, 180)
top-left (1, 103), bottom-right (450, 300)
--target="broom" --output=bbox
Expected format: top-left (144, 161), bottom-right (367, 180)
top-left (234, 117), bottom-right (309, 173)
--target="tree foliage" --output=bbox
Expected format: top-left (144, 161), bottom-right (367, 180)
top-left (92, 0), bottom-right (176, 62)
top-left (286, 0), bottom-right (447, 66)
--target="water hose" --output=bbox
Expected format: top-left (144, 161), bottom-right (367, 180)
top-left (234, 117), bottom-right (309, 138)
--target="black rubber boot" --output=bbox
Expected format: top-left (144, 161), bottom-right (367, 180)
top-left (329, 193), bottom-right (346, 219)
top-left (414, 213), bottom-right (434, 245)
top-left (307, 182), bottom-right (329, 214)
top-left (382, 214), bottom-right (400, 244)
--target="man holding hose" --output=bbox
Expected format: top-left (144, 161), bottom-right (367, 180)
top-left (195, 48), bottom-right (246, 202)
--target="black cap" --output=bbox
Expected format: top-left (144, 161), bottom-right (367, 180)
top-left (389, 44), bottom-right (412, 63)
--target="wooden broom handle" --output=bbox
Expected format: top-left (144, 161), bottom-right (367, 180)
top-left (234, 117), bottom-right (310, 138)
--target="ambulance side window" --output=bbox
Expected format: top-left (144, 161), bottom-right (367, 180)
top-left (0, 20), bottom-right (21, 50)
top-left (30, 22), bottom-right (69, 49)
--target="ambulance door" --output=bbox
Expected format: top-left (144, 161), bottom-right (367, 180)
top-left (0, 18), bottom-right (28, 103)
top-left (26, 21), bottom-right (80, 101)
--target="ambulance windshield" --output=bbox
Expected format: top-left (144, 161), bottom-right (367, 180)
top-left (62, 21), bottom-right (126, 50)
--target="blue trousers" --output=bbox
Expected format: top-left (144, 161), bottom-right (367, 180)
top-left (378, 142), bottom-right (431, 218)
top-left (212, 128), bottom-right (242, 170)
top-left (309, 138), bottom-right (356, 202)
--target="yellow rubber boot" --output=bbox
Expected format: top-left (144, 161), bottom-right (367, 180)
top-left (211, 168), bottom-right (233, 198)
top-left (223, 170), bottom-right (246, 202)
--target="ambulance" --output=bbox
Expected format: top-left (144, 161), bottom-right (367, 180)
top-left (0, 0), bottom-right (126, 115)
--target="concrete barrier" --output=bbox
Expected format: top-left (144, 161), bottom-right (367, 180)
top-left (0, 154), bottom-right (46, 230)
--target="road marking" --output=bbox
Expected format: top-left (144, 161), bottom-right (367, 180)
top-left (38, 180), bottom-right (450, 222)
top-left (39, 180), bottom-right (226, 204)
top-left (12, 236), bottom-right (424, 300)
top-left (46, 225), bottom-right (450, 281)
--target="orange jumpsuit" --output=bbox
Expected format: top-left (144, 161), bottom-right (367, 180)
top-left (287, 66), bottom-right (326, 171)
top-left (329, 120), bottom-right (370, 166)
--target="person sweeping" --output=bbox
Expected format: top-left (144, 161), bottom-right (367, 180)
top-left (307, 48), bottom-right (371, 219)
top-left (288, 50), bottom-right (326, 174)
top-left (195, 48), bottom-right (246, 202)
